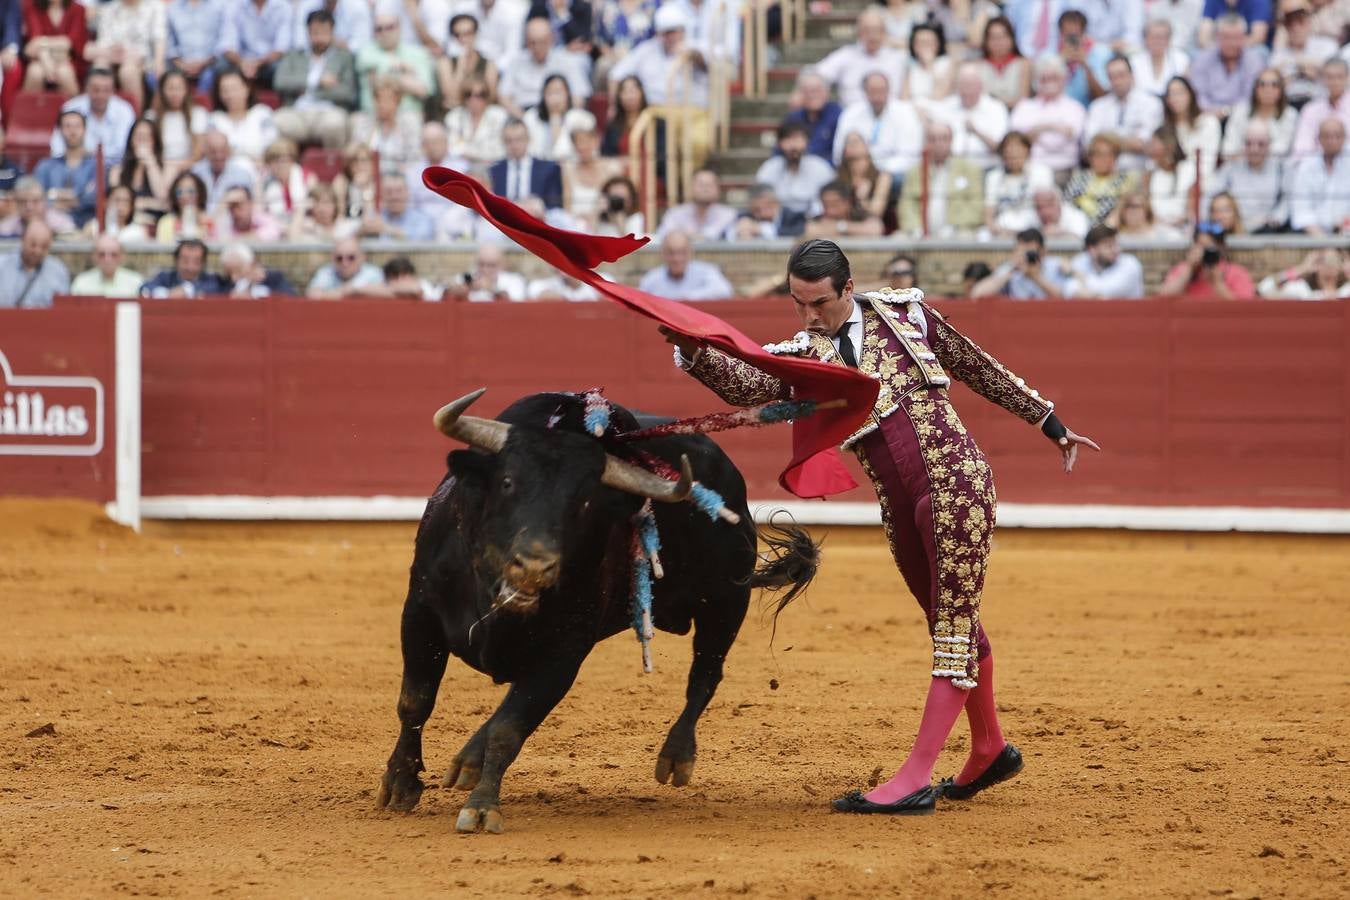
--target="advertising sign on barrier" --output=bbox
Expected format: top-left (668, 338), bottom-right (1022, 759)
top-left (0, 350), bottom-right (103, 455)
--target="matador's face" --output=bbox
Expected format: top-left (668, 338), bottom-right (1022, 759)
top-left (789, 274), bottom-right (855, 337)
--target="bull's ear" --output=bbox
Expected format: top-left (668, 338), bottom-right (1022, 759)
top-left (447, 448), bottom-right (493, 481)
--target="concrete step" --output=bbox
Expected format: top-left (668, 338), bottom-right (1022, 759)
top-left (728, 117), bottom-right (782, 150)
top-left (803, 13), bottom-right (861, 43)
top-left (780, 39), bottom-right (849, 65)
top-left (730, 93), bottom-right (795, 117)
top-left (708, 146), bottom-right (774, 177)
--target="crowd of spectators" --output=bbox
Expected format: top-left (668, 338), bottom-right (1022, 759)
top-left (0, 0), bottom-right (1347, 307)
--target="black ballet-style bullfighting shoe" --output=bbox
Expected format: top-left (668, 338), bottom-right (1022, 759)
top-left (938, 743), bottom-right (1024, 801)
top-left (830, 784), bottom-right (937, 815)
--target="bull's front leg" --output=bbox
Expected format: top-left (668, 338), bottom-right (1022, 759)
top-left (455, 650), bottom-right (588, 834)
top-left (376, 599), bottom-right (450, 813)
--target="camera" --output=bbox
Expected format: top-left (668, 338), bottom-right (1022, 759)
top-left (1024, 249), bottom-right (1040, 266)
top-left (461, 272), bottom-right (474, 285)
top-left (1201, 247), bottom-right (1221, 267)
top-left (606, 193), bottom-right (626, 213)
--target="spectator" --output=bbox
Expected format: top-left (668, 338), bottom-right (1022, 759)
top-left (563, 119), bottom-right (624, 227)
top-left (1257, 248), bottom-right (1350, 299)
top-left (594, 0), bottom-right (657, 82)
top-left (70, 233), bottom-right (145, 298)
top-left (1207, 190), bottom-right (1244, 234)
top-left (1084, 55), bottom-right (1163, 170)
top-left (524, 75), bottom-right (593, 161)
top-left (151, 70), bottom-right (209, 169)
top-left (156, 171), bottom-right (216, 241)
top-left (783, 69), bottom-right (842, 161)
top-left (837, 132), bottom-right (893, 221)
top-left (1109, 190), bottom-right (1181, 239)
top-left (898, 120), bottom-right (984, 236)
top-left (1129, 18), bottom-right (1190, 97)
top-left (190, 132), bottom-right (258, 211)
top-left (306, 235), bottom-right (385, 298)
top-left (0, 127), bottom-right (21, 193)
top-left (357, 8), bottom-right (434, 119)
top-left (51, 69), bottom-right (136, 166)
top-left (84, 0), bottom-right (166, 110)
top-left (490, 118), bottom-right (565, 208)
top-left (1072, 0), bottom-right (1143, 52)
top-left (1219, 68), bottom-right (1297, 161)
top-left (1143, 126), bottom-right (1195, 229)
top-left (399, 0), bottom-right (457, 57)
top-left (1287, 118), bottom-right (1350, 235)
top-left (210, 68), bottom-right (279, 163)
top-left (601, 74), bottom-right (661, 159)
top-left (406, 122), bottom-right (467, 216)
top-left (882, 252), bottom-right (918, 290)
top-left (167, 0), bottom-right (227, 88)
top-left (34, 111), bottom-right (99, 228)
top-left (833, 72), bottom-right (924, 179)
top-left (140, 239), bottom-right (226, 298)
top-left (0, 221), bottom-right (70, 308)
top-left (109, 117), bottom-right (172, 224)
top-left (350, 75), bottom-right (422, 169)
top-left (729, 183), bottom-right (806, 239)
top-left (1163, 75), bottom-right (1221, 177)
top-left (1055, 9), bottom-right (1111, 107)
top-left (1306, 0), bottom-right (1349, 45)
top-left (529, 0), bottom-right (595, 60)
top-left (445, 243), bottom-right (529, 301)
top-left (1197, 0), bottom-right (1272, 48)
top-left (637, 230), bottom-right (733, 300)
top-left (1270, 1), bottom-right (1339, 106)
top-left (755, 121), bottom-right (837, 217)
top-left (902, 22), bottom-right (954, 108)
top-left (22, 0), bottom-right (87, 96)
top-left (0, 176), bottom-right (76, 237)
top-left (1003, 0), bottom-right (1058, 58)
top-left (454, 0), bottom-right (530, 63)
top-left (1142, 0), bottom-right (1205, 55)
top-left (1031, 185), bottom-right (1090, 238)
top-left (1010, 56), bottom-right (1086, 176)
top-left (382, 255), bottom-right (443, 300)
top-left (971, 227), bottom-right (1067, 298)
top-left (607, 4), bottom-right (707, 107)
top-left (984, 130), bottom-right (1055, 235)
top-left (654, 168), bottom-right (735, 240)
top-left (1188, 14), bottom-right (1264, 116)
top-left (219, 242), bottom-right (296, 297)
top-left (877, 0), bottom-right (926, 48)
top-left (260, 138), bottom-right (314, 224)
top-left (501, 16), bottom-right (590, 117)
top-left (288, 182), bottom-right (358, 240)
top-left (217, 185), bottom-right (282, 241)
top-left (336, 143), bottom-right (377, 218)
top-left (814, 7), bottom-right (907, 108)
top-left (1209, 120), bottom-right (1287, 232)
top-left (594, 175), bottom-right (645, 236)
top-left (447, 77), bottom-right (510, 164)
top-left (436, 12), bottom-right (501, 106)
top-left (273, 10), bottom-right (359, 149)
top-left (527, 270), bottom-right (601, 301)
top-left (1065, 223), bottom-right (1145, 297)
top-left (1158, 223), bottom-right (1255, 298)
top-left (935, 62), bottom-right (1009, 170)
top-left (677, 0), bottom-right (741, 64)
top-left (94, 183), bottom-right (153, 242)
top-left (957, 261), bottom-right (993, 296)
top-left (219, 0), bottom-right (293, 88)
top-left (1292, 59), bottom-right (1349, 157)
top-left (289, 0), bottom-right (371, 52)
top-left (977, 15), bottom-right (1030, 109)
top-left (1064, 133), bottom-right (1140, 225)
top-left (364, 176), bottom-right (437, 240)
top-left (806, 180), bottom-right (885, 238)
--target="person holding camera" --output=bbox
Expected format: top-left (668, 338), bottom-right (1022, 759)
top-left (970, 227), bottom-right (1067, 299)
top-left (1158, 222), bottom-right (1256, 299)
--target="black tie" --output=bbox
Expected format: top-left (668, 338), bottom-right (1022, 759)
top-left (835, 323), bottom-right (858, 367)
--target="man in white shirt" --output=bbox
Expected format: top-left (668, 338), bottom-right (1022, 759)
top-left (832, 71), bottom-right (923, 178)
top-left (755, 121), bottom-right (836, 216)
top-left (1083, 54), bottom-right (1163, 170)
top-left (656, 168), bottom-right (738, 240)
top-left (1270, 1), bottom-right (1341, 105)
top-left (69, 234), bottom-right (144, 299)
top-left (499, 16), bottom-right (590, 117)
top-left (608, 4), bottom-right (709, 107)
top-left (1292, 59), bottom-right (1350, 155)
top-left (674, 0), bottom-right (741, 65)
top-left (450, 0), bottom-right (528, 60)
top-left (814, 8), bottom-right (907, 108)
top-left (49, 69), bottom-right (136, 166)
top-left (458, 243), bottom-right (529, 301)
top-left (934, 63), bottom-right (1009, 170)
top-left (1287, 117), bottom-right (1350, 235)
top-left (1066, 225), bottom-right (1145, 297)
top-left (638, 230), bottom-right (734, 300)
top-left (1031, 186), bottom-right (1090, 240)
top-left (1207, 120), bottom-right (1288, 231)
top-left (407, 122), bottom-right (468, 214)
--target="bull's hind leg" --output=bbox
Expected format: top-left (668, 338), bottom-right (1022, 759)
top-left (376, 600), bottom-right (449, 813)
top-left (656, 586), bottom-right (749, 787)
top-left (455, 650), bottom-right (587, 834)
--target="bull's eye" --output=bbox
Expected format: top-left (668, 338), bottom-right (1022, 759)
top-left (580, 499), bottom-right (591, 514)
top-left (501, 475), bottom-right (514, 494)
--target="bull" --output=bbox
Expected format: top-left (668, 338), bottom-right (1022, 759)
top-left (375, 389), bottom-right (818, 833)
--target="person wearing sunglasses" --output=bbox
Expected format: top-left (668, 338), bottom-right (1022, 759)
top-left (882, 253), bottom-right (917, 291)
top-left (1158, 221), bottom-right (1256, 299)
top-left (436, 12), bottom-right (500, 108)
top-left (306, 235), bottom-right (385, 299)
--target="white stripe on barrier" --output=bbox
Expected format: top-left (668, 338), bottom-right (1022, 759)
top-left (110, 302), bottom-right (141, 532)
top-left (133, 495), bottom-right (1350, 534)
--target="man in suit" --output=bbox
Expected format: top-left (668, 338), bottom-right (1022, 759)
top-left (898, 120), bottom-right (985, 237)
top-left (662, 239), bottom-right (1099, 814)
top-left (489, 118), bottom-right (564, 210)
top-left (272, 9), bottom-right (359, 148)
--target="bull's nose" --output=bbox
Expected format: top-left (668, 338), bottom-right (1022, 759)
top-left (505, 552), bottom-right (560, 588)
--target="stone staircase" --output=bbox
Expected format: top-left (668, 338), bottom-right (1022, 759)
top-left (711, 0), bottom-right (872, 203)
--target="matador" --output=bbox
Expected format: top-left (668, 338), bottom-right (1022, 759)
top-left (662, 239), bottom-right (1099, 814)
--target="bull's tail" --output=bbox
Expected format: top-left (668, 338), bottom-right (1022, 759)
top-left (747, 513), bottom-right (821, 641)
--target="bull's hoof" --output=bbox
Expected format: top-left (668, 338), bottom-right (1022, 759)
top-left (442, 760), bottom-right (482, 791)
top-left (655, 755), bottom-right (696, 787)
top-left (376, 769), bottom-right (425, 813)
top-left (455, 805), bottom-right (504, 834)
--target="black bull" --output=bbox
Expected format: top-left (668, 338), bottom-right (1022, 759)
top-left (376, 391), bottom-right (818, 833)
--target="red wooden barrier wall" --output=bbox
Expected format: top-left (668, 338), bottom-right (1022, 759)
top-left (129, 297), bottom-right (1350, 509)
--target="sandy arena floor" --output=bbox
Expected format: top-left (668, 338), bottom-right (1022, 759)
top-left (2, 499), bottom-right (1348, 898)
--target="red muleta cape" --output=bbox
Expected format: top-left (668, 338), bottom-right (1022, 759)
top-left (422, 167), bottom-right (879, 498)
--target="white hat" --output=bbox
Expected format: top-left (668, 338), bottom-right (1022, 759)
top-left (654, 5), bottom-right (689, 32)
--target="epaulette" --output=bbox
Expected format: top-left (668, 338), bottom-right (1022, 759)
top-left (762, 331), bottom-right (812, 355)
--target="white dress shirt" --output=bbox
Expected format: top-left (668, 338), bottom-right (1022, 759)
top-left (608, 38), bottom-right (709, 106)
top-left (1066, 251), bottom-right (1145, 298)
top-left (934, 94), bottom-right (1009, 169)
top-left (814, 42), bottom-right (908, 108)
top-left (833, 97), bottom-right (924, 176)
top-left (1083, 89), bottom-right (1163, 170)
top-left (505, 156), bottom-right (533, 200)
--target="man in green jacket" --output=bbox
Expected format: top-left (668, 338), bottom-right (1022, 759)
top-left (272, 10), bottom-right (359, 149)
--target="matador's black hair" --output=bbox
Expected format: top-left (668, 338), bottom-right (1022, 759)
top-left (786, 238), bottom-right (851, 296)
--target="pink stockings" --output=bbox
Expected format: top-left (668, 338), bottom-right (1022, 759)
top-left (863, 653), bottom-right (1005, 803)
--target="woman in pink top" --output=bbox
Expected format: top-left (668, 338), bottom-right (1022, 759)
top-left (1009, 56), bottom-right (1085, 178)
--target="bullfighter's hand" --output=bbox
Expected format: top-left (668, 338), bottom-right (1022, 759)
top-left (1058, 429), bottom-right (1100, 474)
top-left (658, 325), bottom-right (704, 360)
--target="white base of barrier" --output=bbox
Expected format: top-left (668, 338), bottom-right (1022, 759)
top-left (131, 495), bottom-right (1350, 534)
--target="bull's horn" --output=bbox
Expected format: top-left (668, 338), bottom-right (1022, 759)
top-left (602, 453), bottom-right (694, 503)
top-left (433, 388), bottom-right (510, 452)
